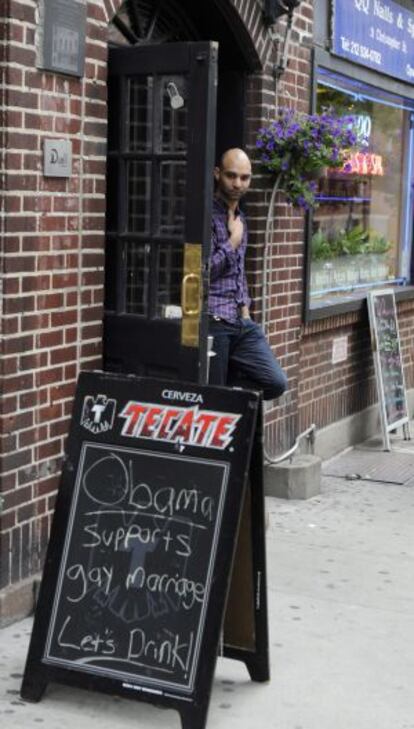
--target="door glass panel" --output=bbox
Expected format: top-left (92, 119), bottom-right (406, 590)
top-left (128, 77), bottom-right (153, 152)
top-left (160, 161), bottom-right (186, 236)
top-left (127, 161), bottom-right (151, 233)
top-left (156, 243), bottom-right (183, 317)
top-left (126, 243), bottom-right (150, 315)
top-left (161, 76), bottom-right (188, 152)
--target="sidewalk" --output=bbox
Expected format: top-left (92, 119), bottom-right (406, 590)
top-left (1, 432), bottom-right (414, 729)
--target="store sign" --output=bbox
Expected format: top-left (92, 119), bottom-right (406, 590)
top-left (332, 0), bottom-right (414, 84)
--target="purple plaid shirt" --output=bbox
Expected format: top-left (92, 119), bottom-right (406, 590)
top-left (208, 197), bottom-right (250, 323)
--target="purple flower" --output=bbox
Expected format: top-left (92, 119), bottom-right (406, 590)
top-left (255, 107), bottom-right (364, 209)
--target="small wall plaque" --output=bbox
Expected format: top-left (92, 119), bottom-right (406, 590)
top-left (332, 335), bottom-right (348, 364)
top-left (44, 139), bottom-right (72, 178)
top-left (37, 0), bottom-right (86, 77)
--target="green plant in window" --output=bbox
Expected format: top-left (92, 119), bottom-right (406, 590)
top-left (311, 229), bottom-right (333, 260)
top-left (337, 224), bottom-right (369, 256)
top-left (365, 230), bottom-right (391, 254)
top-left (311, 225), bottom-right (393, 262)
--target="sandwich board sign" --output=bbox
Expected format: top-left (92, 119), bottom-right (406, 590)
top-left (21, 371), bottom-right (266, 729)
top-left (367, 289), bottom-right (410, 450)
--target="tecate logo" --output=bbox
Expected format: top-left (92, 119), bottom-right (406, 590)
top-left (119, 401), bottom-right (240, 450)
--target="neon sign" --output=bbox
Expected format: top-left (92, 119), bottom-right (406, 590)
top-left (342, 152), bottom-right (385, 176)
top-left (355, 114), bottom-right (372, 145)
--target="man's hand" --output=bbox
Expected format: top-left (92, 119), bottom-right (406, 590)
top-left (227, 210), bottom-right (244, 250)
top-left (240, 305), bottom-right (250, 320)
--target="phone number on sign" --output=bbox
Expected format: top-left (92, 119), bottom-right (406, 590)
top-left (340, 36), bottom-right (382, 66)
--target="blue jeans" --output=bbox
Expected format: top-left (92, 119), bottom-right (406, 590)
top-left (208, 317), bottom-right (287, 401)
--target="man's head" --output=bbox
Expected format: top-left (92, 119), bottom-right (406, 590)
top-left (214, 148), bottom-right (252, 207)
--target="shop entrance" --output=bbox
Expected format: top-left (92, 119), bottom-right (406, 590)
top-left (104, 41), bottom-right (217, 383)
top-left (104, 1), bottom-right (258, 383)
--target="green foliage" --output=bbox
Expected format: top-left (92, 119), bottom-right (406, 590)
top-left (364, 230), bottom-right (391, 254)
top-left (311, 229), bottom-right (335, 261)
top-left (336, 225), bottom-right (369, 255)
top-left (311, 226), bottom-right (392, 261)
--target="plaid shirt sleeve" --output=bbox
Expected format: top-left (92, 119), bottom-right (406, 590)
top-left (210, 222), bottom-right (238, 281)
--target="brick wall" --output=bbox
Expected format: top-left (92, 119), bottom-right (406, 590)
top-left (0, 0), bottom-right (108, 617)
top-left (244, 2), bottom-right (314, 456)
top-left (298, 302), bottom-right (414, 434)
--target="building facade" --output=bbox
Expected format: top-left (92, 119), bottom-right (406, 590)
top-left (0, 0), bottom-right (413, 623)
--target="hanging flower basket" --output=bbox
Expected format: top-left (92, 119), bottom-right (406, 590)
top-left (256, 108), bottom-right (364, 209)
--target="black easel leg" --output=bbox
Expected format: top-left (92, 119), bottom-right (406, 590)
top-left (245, 654), bottom-right (270, 683)
top-left (180, 703), bottom-right (209, 729)
top-left (20, 675), bottom-right (47, 702)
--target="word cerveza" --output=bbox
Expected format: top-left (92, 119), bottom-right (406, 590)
top-left (119, 401), bottom-right (240, 450)
top-left (161, 389), bottom-right (203, 404)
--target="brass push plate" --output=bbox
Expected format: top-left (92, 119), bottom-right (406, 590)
top-left (181, 243), bottom-right (202, 348)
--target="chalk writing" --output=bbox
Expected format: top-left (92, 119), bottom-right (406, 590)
top-left (44, 444), bottom-right (230, 693)
top-left (373, 292), bottom-right (407, 425)
top-left (368, 290), bottom-right (409, 451)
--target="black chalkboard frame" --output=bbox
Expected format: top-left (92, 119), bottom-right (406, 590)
top-left (223, 403), bottom-right (270, 682)
top-left (367, 289), bottom-right (410, 450)
top-left (21, 371), bottom-right (260, 729)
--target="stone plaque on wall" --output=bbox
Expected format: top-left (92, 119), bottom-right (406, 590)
top-left (36, 0), bottom-right (86, 77)
top-left (43, 139), bottom-right (72, 177)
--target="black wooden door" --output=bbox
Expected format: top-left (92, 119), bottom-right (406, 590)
top-left (104, 42), bottom-right (217, 383)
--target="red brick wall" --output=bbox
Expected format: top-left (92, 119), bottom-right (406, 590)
top-left (244, 2), bottom-right (313, 456)
top-left (298, 303), bottom-right (414, 433)
top-left (0, 0), bottom-right (108, 599)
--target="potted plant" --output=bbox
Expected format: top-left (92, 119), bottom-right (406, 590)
top-left (310, 225), bottom-right (393, 291)
top-left (256, 108), bottom-right (362, 209)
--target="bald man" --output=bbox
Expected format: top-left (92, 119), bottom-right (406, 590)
top-left (208, 148), bottom-right (287, 400)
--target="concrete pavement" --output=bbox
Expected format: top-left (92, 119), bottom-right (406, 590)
top-left (1, 434), bottom-right (414, 729)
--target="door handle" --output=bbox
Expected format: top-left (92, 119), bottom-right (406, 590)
top-left (181, 243), bottom-right (202, 348)
top-left (181, 273), bottom-right (200, 316)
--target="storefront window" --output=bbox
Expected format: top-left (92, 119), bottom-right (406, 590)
top-left (309, 69), bottom-right (414, 310)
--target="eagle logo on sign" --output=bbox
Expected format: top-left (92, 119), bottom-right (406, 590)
top-left (81, 395), bottom-right (116, 434)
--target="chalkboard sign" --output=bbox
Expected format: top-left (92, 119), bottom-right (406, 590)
top-left (367, 290), bottom-right (410, 450)
top-left (21, 372), bottom-right (260, 729)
